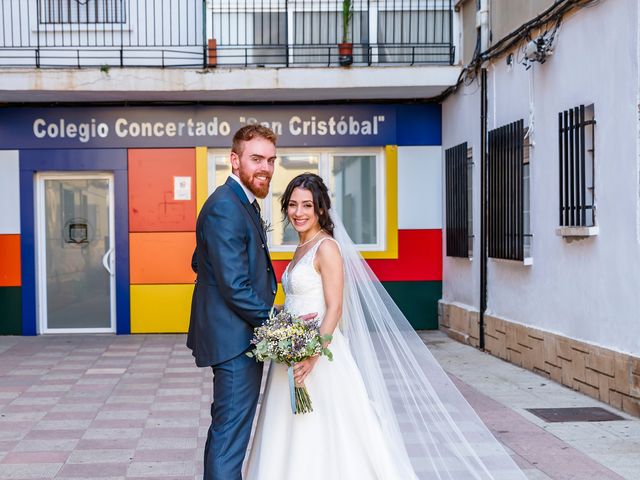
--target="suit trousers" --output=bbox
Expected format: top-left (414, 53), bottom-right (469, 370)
top-left (204, 350), bottom-right (263, 480)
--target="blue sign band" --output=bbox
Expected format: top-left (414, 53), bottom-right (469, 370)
top-left (0, 104), bottom-right (441, 149)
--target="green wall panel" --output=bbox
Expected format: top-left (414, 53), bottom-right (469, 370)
top-left (0, 287), bottom-right (21, 335)
top-left (381, 281), bottom-right (442, 330)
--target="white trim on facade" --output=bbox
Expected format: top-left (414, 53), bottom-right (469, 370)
top-left (0, 65), bottom-right (462, 103)
top-left (0, 150), bottom-right (21, 234)
top-left (398, 145), bottom-right (443, 230)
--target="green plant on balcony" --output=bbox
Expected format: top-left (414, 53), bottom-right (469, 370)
top-left (338, 0), bottom-right (353, 66)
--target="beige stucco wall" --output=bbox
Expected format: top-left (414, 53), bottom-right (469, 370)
top-left (458, 0), bottom-right (557, 65)
top-left (490, 0), bottom-right (556, 42)
top-left (461, 0), bottom-right (479, 64)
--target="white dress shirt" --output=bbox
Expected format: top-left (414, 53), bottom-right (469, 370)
top-left (229, 173), bottom-right (256, 205)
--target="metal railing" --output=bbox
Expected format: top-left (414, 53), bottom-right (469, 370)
top-left (0, 0), bottom-right (454, 68)
top-left (0, 0), bottom-right (205, 68)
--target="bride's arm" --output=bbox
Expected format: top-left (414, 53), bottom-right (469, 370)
top-left (316, 239), bottom-right (344, 339)
top-left (293, 239), bottom-right (343, 384)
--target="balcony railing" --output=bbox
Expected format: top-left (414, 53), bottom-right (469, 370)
top-left (0, 1), bottom-right (454, 69)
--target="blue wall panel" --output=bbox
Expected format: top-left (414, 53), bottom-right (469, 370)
top-left (19, 149), bottom-right (130, 335)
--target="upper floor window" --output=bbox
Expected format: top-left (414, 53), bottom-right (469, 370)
top-left (39, 0), bottom-right (126, 24)
top-left (558, 104), bottom-right (595, 228)
top-left (488, 119), bottom-right (532, 262)
top-left (377, 2), bottom-right (452, 63)
top-left (208, 0), bottom-right (454, 67)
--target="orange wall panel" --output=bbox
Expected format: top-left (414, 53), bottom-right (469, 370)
top-left (0, 234), bottom-right (21, 287)
top-left (130, 232), bottom-right (196, 284)
top-left (129, 149), bottom-right (196, 232)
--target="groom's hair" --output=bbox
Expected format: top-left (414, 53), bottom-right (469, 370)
top-left (231, 125), bottom-right (277, 157)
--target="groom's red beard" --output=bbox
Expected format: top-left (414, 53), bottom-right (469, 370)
top-left (239, 169), bottom-right (272, 199)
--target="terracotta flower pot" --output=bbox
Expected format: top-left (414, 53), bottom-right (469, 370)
top-left (207, 38), bottom-right (217, 67)
top-left (338, 42), bottom-right (353, 66)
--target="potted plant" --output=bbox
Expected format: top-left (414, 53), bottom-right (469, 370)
top-left (338, 0), bottom-right (353, 66)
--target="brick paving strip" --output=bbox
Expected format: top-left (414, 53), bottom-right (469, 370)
top-left (0, 333), bottom-right (636, 479)
top-left (451, 376), bottom-right (624, 480)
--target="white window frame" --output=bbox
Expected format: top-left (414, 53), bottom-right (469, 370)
top-left (36, 0), bottom-right (127, 25)
top-left (30, 0), bottom-right (131, 36)
top-left (207, 146), bottom-right (386, 253)
top-left (35, 172), bottom-right (117, 334)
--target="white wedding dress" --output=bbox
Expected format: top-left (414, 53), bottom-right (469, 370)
top-left (244, 237), bottom-right (417, 480)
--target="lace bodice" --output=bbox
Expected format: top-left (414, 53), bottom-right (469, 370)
top-left (282, 237), bottom-right (336, 322)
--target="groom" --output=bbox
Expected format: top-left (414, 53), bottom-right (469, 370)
top-left (188, 125), bottom-right (278, 480)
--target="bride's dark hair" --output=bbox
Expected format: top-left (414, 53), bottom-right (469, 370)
top-left (280, 173), bottom-right (335, 236)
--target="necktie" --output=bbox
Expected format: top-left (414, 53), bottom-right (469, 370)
top-left (252, 200), bottom-right (261, 217)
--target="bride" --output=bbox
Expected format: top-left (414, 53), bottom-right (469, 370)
top-left (244, 173), bottom-right (526, 480)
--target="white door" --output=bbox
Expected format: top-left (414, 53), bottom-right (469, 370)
top-left (36, 173), bottom-right (116, 333)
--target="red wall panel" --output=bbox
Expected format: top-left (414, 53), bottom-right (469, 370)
top-left (272, 229), bottom-right (442, 283)
top-left (129, 149), bottom-right (196, 232)
top-left (0, 234), bottom-right (21, 287)
top-left (367, 230), bottom-right (442, 281)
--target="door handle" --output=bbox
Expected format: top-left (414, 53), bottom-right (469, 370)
top-left (102, 247), bottom-right (115, 277)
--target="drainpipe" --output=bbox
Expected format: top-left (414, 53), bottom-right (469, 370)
top-left (202, 0), bottom-right (208, 69)
top-left (479, 67), bottom-right (488, 351)
top-left (477, 0), bottom-right (490, 52)
top-left (477, 0), bottom-right (490, 350)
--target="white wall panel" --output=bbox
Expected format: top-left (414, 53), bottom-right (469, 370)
top-left (397, 146), bottom-right (442, 230)
top-left (0, 151), bottom-right (20, 234)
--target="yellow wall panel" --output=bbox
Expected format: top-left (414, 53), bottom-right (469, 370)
top-left (274, 283), bottom-right (285, 307)
top-left (196, 146), bottom-right (209, 216)
top-left (364, 145), bottom-right (399, 259)
top-left (131, 284), bottom-right (194, 333)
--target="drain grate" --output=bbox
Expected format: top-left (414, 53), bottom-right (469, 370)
top-left (526, 407), bottom-right (625, 423)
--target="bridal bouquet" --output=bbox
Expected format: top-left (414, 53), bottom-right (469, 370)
top-left (247, 308), bottom-right (333, 414)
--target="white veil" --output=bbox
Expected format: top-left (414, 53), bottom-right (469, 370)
top-left (330, 209), bottom-right (527, 480)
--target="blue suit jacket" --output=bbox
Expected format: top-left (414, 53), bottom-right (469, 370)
top-left (187, 177), bottom-right (277, 367)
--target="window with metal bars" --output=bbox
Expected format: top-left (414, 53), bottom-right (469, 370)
top-left (558, 104), bottom-right (595, 227)
top-left (445, 142), bottom-right (473, 258)
top-left (39, 0), bottom-right (126, 24)
top-left (487, 119), bottom-right (532, 261)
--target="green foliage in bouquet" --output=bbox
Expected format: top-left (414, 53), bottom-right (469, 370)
top-left (247, 308), bottom-right (333, 365)
top-left (247, 308), bottom-right (333, 414)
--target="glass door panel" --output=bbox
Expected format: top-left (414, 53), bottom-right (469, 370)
top-left (38, 175), bottom-right (115, 332)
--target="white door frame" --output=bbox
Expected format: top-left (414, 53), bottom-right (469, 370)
top-left (35, 172), bottom-right (116, 334)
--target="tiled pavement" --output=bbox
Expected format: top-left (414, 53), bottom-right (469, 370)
top-left (0, 332), bottom-right (638, 479)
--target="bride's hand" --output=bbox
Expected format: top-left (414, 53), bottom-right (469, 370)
top-left (294, 356), bottom-right (319, 384)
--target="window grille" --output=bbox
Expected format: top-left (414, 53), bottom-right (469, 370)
top-left (558, 104), bottom-right (595, 227)
top-left (39, 0), bottom-right (126, 24)
top-left (466, 147), bottom-right (473, 257)
top-left (445, 142), bottom-right (471, 258)
top-left (522, 133), bottom-right (531, 258)
top-left (488, 119), bottom-right (531, 261)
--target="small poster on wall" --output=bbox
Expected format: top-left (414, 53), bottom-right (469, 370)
top-left (174, 176), bottom-right (192, 201)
